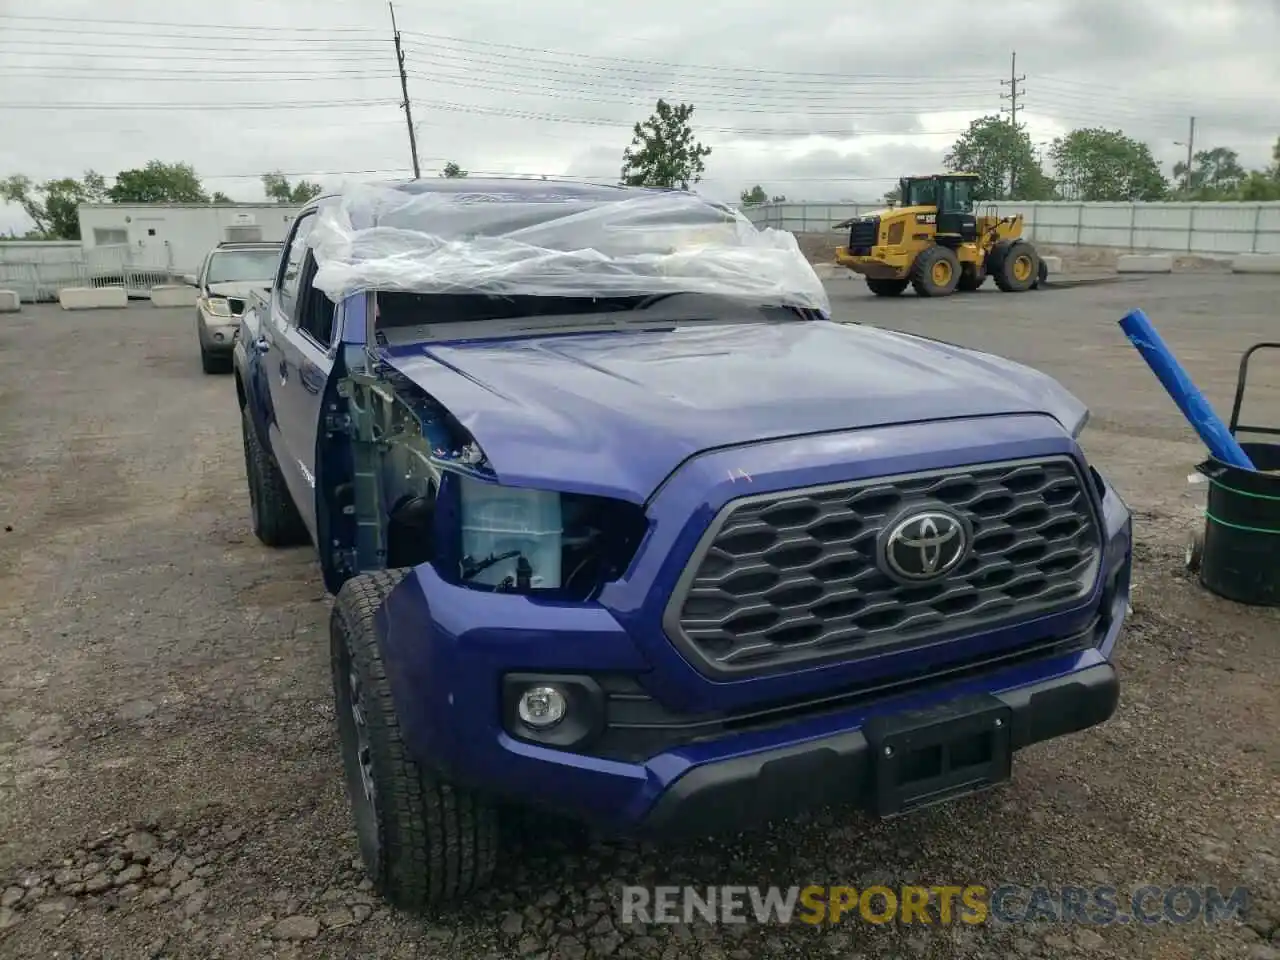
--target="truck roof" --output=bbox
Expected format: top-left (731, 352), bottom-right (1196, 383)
top-left (305, 177), bottom-right (736, 231)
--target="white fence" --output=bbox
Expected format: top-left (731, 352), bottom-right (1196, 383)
top-left (742, 201), bottom-right (1280, 255)
top-left (0, 241), bottom-right (178, 302)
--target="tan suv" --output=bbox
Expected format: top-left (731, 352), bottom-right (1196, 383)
top-left (188, 241), bottom-right (282, 374)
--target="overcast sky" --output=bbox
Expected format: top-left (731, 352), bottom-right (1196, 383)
top-left (2, 0), bottom-right (1278, 234)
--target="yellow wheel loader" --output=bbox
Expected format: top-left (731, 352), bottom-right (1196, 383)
top-left (833, 173), bottom-right (1046, 298)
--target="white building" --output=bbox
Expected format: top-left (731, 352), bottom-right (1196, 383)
top-left (77, 202), bottom-right (299, 276)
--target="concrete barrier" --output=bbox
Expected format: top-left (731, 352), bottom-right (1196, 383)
top-left (150, 284), bottom-right (198, 307)
top-left (0, 290), bottom-right (19, 313)
top-left (1116, 254), bottom-right (1174, 274)
top-left (1230, 253), bottom-right (1280, 275)
top-left (58, 286), bottom-right (128, 310)
top-left (1040, 256), bottom-right (1063, 274)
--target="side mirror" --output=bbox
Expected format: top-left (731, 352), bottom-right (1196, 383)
top-left (182, 273), bottom-right (198, 286)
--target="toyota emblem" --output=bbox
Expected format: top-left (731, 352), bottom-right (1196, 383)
top-left (879, 508), bottom-right (971, 582)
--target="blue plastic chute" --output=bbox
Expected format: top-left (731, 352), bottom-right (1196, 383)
top-left (1118, 308), bottom-right (1256, 471)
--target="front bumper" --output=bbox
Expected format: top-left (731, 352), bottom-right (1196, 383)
top-left (834, 246), bottom-right (912, 279)
top-left (643, 662), bottom-right (1117, 835)
top-left (373, 421), bottom-right (1133, 836)
top-left (197, 310), bottom-right (238, 353)
top-left (377, 541), bottom-right (1129, 836)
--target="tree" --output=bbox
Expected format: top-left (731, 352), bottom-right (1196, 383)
top-left (620, 99), bottom-right (711, 190)
top-left (1049, 129), bottom-right (1168, 201)
top-left (739, 185), bottom-right (785, 205)
top-left (1173, 146), bottom-right (1246, 198)
top-left (0, 171), bottom-right (107, 239)
top-left (1237, 171), bottom-right (1280, 201)
top-left (261, 171), bottom-right (321, 204)
top-left (439, 161), bottom-right (468, 178)
top-left (107, 161), bottom-right (207, 203)
top-left (211, 191), bottom-right (233, 203)
top-left (881, 184), bottom-right (901, 205)
top-left (943, 116), bottom-right (1054, 201)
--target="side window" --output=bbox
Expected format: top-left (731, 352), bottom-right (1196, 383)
top-left (277, 212), bottom-right (317, 322)
top-left (296, 253), bottom-right (336, 348)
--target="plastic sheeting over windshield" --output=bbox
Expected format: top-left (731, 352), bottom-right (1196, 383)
top-left (305, 182), bottom-right (830, 314)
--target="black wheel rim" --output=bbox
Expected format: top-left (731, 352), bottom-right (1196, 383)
top-left (335, 624), bottom-right (382, 873)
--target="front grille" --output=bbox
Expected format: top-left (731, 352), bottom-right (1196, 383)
top-left (228, 297), bottom-right (246, 316)
top-left (847, 216), bottom-right (878, 255)
top-left (663, 457), bottom-right (1102, 678)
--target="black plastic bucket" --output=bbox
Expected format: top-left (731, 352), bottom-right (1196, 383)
top-left (1196, 441), bottom-right (1280, 606)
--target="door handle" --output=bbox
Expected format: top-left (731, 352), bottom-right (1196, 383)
top-left (278, 358), bottom-right (289, 384)
top-left (254, 337), bottom-right (270, 354)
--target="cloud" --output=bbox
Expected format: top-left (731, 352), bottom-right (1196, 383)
top-left (2, 0), bottom-right (1278, 234)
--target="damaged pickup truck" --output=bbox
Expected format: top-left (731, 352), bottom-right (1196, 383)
top-left (233, 178), bottom-right (1132, 909)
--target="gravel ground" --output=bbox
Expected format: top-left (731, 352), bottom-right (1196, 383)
top-left (1, 277), bottom-right (1278, 960)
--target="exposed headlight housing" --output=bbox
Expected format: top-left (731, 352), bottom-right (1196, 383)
top-left (451, 473), bottom-right (648, 600)
top-left (204, 296), bottom-right (233, 318)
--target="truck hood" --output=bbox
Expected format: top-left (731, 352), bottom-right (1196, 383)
top-left (207, 280), bottom-right (272, 298)
top-left (378, 320), bottom-right (1087, 503)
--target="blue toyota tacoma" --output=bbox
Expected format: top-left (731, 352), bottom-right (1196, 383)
top-left (233, 178), bottom-right (1132, 909)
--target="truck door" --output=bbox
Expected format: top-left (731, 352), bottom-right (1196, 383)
top-left (264, 210), bottom-right (330, 537)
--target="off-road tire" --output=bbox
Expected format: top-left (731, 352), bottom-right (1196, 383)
top-left (866, 278), bottom-right (909, 297)
top-left (910, 246), bottom-right (962, 297)
top-left (994, 241), bottom-right (1041, 293)
top-left (957, 265), bottom-right (986, 292)
top-left (241, 407), bottom-right (308, 547)
top-left (1031, 259), bottom-right (1049, 289)
top-left (332, 570), bottom-right (499, 910)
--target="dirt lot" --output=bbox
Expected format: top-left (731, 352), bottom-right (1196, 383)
top-left (1, 277), bottom-right (1278, 960)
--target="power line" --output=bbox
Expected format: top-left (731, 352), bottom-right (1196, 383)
top-left (0, 41), bottom-right (386, 59)
top-left (0, 69), bottom-right (398, 82)
top-left (0, 14), bottom-right (381, 35)
top-left (406, 43), bottom-right (1000, 91)
top-left (404, 71), bottom-right (997, 116)
top-left (402, 29), bottom-right (994, 82)
top-left (0, 99), bottom-right (400, 111)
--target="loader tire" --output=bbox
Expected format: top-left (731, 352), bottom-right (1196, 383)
top-left (994, 241), bottom-right (1041, 293)
top-left (957, 265), bottom-right (986, 292)
top-left (333, 569), bottom-right (499, 910)
top-left (910, 246), bottom-right (961, 297)
top-left (866, 278), bottom-right (909, 297)
top-left (241, 407), bottom-right (309, 548)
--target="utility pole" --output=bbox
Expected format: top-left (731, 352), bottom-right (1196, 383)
top-left (1175, 117), bottom-right (1196, 195)
top-left (389, 2), bottom-right (421, 179)
top-left (1000, 51), bottom-right (1027, 196)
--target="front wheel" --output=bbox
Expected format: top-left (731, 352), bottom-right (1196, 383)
top-left (866, 278), bottom-right (909, 297)
top-left (957, 265), bottom-right (986, 292)
top-left (910, 246), bottom-right (962, 297)
top-left (994, 241), bottom-right (1041, 293)
top-left (333, 571), bottom-right (499, 909)
top-left (201, 345), bottom-right (231, 375)
top-left (241, 407), bottom-right (309, 547)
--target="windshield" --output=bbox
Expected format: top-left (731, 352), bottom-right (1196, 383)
top-left (307, 184), bottom-right (830, 315)
top-left (206, 249), bottom-right (278, 284)
top-left (938, 178), bottom-right (976, 213)
top-left (901, 178), bottom-right (938, 207)
top-left (375, 290), bottom-right (818, 343)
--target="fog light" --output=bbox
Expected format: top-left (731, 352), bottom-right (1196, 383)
top-left (517, 685), bottom-right (566, 729)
